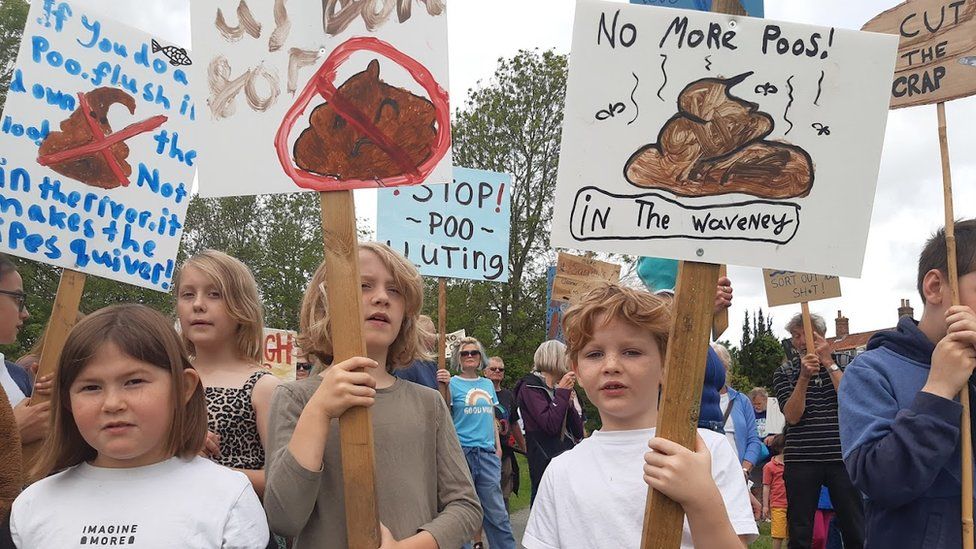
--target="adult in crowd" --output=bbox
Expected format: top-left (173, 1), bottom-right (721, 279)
top-left (515, 340), bottom-right (585, 505)
top-left (697, 347), bottom-right (728, 434)
top-left (751, 387), bottom-right (769, 438)
top-left (486, 356), bottom-right (526, 510)
top-left (0, 255), bottom-right (30, 524)
top-left (711, 343), bottom-right (762, 475)
top-left (394, 314), bottom-right (438, 390)
top-left (773, 313), bottom-right (864, 549)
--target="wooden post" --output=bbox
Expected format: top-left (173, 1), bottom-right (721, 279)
top-left (641, 261), bottom-right (720, 549)
top-left (800, 302), bottom-right (817, 357)
top-left (936, 101), bottom-right (974, 548)
top-left (641, 2), bottom-right (746, 545)
top-left (22, 268), bottom-right (86, 463)
top-left (712, 264), bottom-right (729, 340)
top-left (437, 277), bottom-right (450, 403)
top-left (318, 191), bottom-right (380, 549)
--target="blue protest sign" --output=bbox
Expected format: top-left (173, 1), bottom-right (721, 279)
top-left (545, 266), bottom-right (566, 343)
top-left (377, 167), bottom-right (511, 282)
top-left (0, 1), bottom-right (196, 291)
top-left (630, 0), bottom-right (764, 18)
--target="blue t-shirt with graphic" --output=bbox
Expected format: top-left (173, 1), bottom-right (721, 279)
top-left (449, 376), bottom-right (498, 450)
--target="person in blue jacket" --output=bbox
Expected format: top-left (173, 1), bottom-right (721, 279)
top-left (712, 342), bottom-right (763, 474)
top-left (839, 219), bottom-right (976, 549)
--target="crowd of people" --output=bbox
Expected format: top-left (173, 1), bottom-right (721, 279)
top-left (0, 219), bottom-right (976, 548)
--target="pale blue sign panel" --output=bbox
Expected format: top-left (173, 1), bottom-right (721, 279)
top-left (377, 167), bottom-right (511, 282)
top-left (631, 0), bottom-right (764, 18)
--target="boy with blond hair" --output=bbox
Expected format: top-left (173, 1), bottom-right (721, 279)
top-left (523, 284), bottom-right (757, 549)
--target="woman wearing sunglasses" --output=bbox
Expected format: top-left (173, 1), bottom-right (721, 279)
top-left (0, 253), bottom-right (44, 526)
top-left (514, 339), bottom-right (585, 505)
top-left (437, 336), bottom-right (516, 549)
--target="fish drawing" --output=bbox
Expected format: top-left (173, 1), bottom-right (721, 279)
top-left (960, 56), bottom-right (976, 68)
top-left (151, 39), bottom-right (192, 66)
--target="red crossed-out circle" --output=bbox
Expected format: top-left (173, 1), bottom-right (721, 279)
top-left (275, 36), bottom-right (451, 191)
top-left (37, 91), bottom-right (167, 187)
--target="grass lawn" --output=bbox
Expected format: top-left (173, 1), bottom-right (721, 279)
top-left (507, 454), bottom-right (775, 547)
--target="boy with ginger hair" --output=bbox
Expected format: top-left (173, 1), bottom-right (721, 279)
top-left (522, 284), bottom-right (757, 549)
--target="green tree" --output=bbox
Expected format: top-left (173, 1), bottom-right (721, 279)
top-left (0, 0), bottom-right (28, 113)
top-left (737, 308), bottom-right (785, 390)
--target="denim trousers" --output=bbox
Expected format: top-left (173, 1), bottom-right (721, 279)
top-left (462, 447), bottom-right (516, 549)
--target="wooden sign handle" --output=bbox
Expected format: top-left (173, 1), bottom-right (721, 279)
top-left (641, 261), bottom-right (720, 549)
top-left (937, 101), bottom-right (974, 547)
top-left (318, 191), bottom-right (380, 549)
top-left (437, 277), bottom-right (450, 403)
top-left (712, 264), bottom-right (729, 340)
top-left (22, 268), bottom-right (86, 463)
top-left (800, 302), bottom-right (816, 358)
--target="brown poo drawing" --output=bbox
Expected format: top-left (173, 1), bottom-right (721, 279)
top-left (625, 72), bottom-right (814, 199)
top-left (293, 59), bottom-right (437, 181)
top-left (38, 87), bottom-right (137, 190)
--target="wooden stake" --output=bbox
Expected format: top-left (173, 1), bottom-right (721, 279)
top-left (937, 101), bottom-right (974, 548)
top-left (800, 302), bottom-right (816, 359)
top-left (711, 0), bottom-right (747, 16)
top-left (22, 268), bottom-right (86, 463)
top-left (641, 261), bottom-right (720, 549)
top-left (712, 264), bottom-right (729, 340)
top-left (319, 191), bottom-right (380, 549)
top-left (437, 277), bottom-right (450, 403)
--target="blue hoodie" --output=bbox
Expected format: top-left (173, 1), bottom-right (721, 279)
top-left (839, 316), bottom-right (976, 548)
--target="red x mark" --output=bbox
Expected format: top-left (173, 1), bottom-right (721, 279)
top-left (37, 91), bottom-right (168, 187)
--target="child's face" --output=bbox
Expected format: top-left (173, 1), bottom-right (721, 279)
top-left (572, 314), bottom-right (663, 431)
top-left (176, 265), bottom-right (237, 350)
top-left (360, 250), bottom-right (405, 356)
top-left (69, 342), bottom-right (194, 468)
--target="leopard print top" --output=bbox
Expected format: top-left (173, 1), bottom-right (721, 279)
top-left (205, 370), bottom-right (270, 470)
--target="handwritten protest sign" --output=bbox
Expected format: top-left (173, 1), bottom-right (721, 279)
top-left (863, 0), bottom-right (976, 109)
top-left (0, 1), bottom-right (195, 291)
top-left (190, 1), bottom-right (451, 197)
top-left (551, 1), bottom-right (898, 278)
top-left (631, 0), bottom-right (764, 18)
top-left (444, 329), bottom-right (465, 359)
top-left (551, 252), bottom-right (621, 303)
top-left (545, 267), bottom-right (567, 342)
top-left (763, 269), bottom-right (841, 307)
top-left (263, 328), bottom-right (302, 381)
top-left (377, 167), bottom-right (511, 282)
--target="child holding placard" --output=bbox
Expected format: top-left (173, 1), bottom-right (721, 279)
top-left (523, 284), bottom-right (757, 549)
top-left (839, 220), bottom-right (976, 549)
top-left (10, 304), bottom-right (269, 547)
top-left (263, 242), bottom-right (481, 548)
top-left (174, 250), bottom-right (280, 498)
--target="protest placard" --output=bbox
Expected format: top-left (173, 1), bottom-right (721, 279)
top-left (0, 0), bottom-right (196, 291)
top-left (377, 167), bottom-right (510, 282)
top-left (631, 0), bottom-right (763, 17)
top-left (863, 0), bottom-right (976, 109)
top-left (190, 1), bottom-right (451, 196)
top-left (763, 269), bottom-right (841, 307)
top-left (551, 252), bottom-right (621, 303)
top-left (551, 1), bottom-right (898, 278)
top-left (444, 329), bottom-right (466, 360)
top-left (263, 328), bottom-right (302, 381)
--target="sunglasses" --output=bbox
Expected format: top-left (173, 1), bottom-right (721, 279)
top-left (487, 367), bottom-right (504, 373)
top-left (296, 363), bottom-right (313, 372)
top-left (0, 290), bottom-right (27, 313)
top-left (459, 350), bottom-right (481, 358)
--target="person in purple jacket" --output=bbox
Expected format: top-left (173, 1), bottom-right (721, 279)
top-left (840, 220), bottom-right (976, 549)
top-left (515, 340), bottom-right (585, 505)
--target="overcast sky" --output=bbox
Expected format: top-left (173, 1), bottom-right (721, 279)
top-left (70, 0), bottom-right (976, 348)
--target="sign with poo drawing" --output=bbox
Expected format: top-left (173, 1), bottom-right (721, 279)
top-left (552, 0), bottom-right (899, 277)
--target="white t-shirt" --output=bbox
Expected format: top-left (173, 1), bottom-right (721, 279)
top-left (719, 392), bottom-right (738, 457)
top-left (11, 456), bottom-right (269, 548)
top-left (523, 428), bottom-right (758, 549)
top-left (0, 353), bottom-right (27, 407)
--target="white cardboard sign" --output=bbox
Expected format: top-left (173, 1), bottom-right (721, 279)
top-left (190, 0), bottom-right (452, 197)
top-left (552, 1), bottom-right (899, 278)
top-left (0, 1), bottom-right (196, 291)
